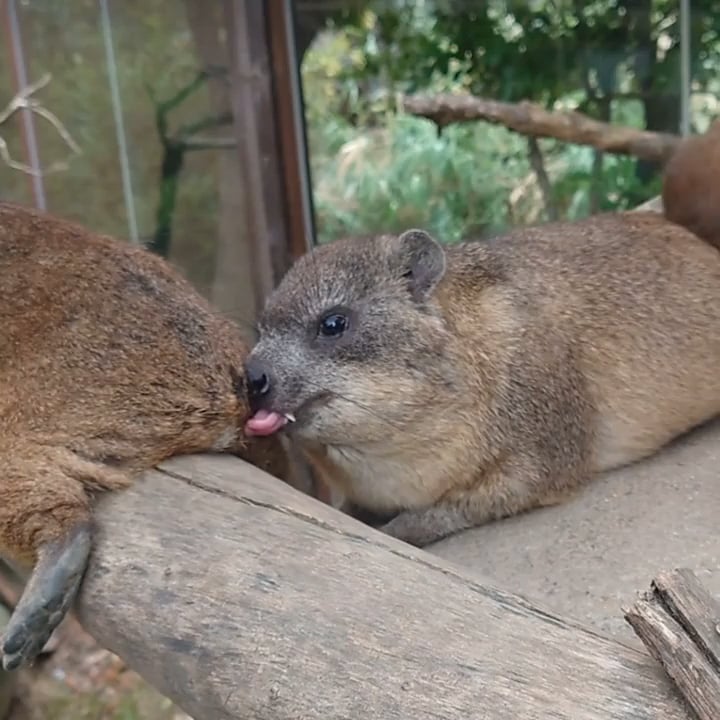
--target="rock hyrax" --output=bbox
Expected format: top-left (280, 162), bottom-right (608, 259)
top-left (243, 130), bottom-right (720, 548)
top-left (0, 202), bottom-right (288, 670)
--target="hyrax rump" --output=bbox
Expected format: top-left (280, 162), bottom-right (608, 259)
top-left (0, 201), bottom-right (288, 671)
top-left (243, 132), bottom-right (720, 548)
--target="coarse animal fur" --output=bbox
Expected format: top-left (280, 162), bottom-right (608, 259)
top-left (0, 202), bottom-right (288, 670)
top-left (662, 118), bottom-right (720, 249)
top-left (244, 124), bottom-right (720, 548)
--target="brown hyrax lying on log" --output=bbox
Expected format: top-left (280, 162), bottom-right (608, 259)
top-left (243, 127), bottom-right (720, 548)
top-left (0, 202), bottom-right (288, 671)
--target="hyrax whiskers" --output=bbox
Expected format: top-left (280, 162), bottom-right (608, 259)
top-left (243, 127), bottom-right (720, 548)
top-left (0, 201), bottom-right (288, 671)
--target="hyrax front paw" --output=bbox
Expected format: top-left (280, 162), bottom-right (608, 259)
top-left (1, 523), bottom-right (91, 671)
top-left (379, 505), bottom-right (473, 547)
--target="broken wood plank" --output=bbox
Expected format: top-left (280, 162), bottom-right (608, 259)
top-left (73, 454), bottom-right (693, 720)
top-left (624, 569), bottom-right (720, 720)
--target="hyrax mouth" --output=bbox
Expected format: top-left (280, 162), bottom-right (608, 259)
top-left (244, 389), bottom-right (334, 438)
top-left (244, 409), bottom-right (296, 437)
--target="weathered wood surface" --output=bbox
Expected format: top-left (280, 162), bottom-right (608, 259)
top-left (75, 454), bottom-right (692, 720)
top-left (625, 569), bottom-right (720, 720)
top-left (403, 93), bottom-right (680, 163)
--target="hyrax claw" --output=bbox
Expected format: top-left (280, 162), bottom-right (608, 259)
top-left (2, 523), bottom-right (91, 670)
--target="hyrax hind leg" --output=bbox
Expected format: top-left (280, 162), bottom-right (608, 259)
top-left (0, 447), bottom-right (129, 670)
top-left (379, 455), bottom-right (580, 547)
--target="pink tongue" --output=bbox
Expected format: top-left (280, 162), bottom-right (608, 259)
top-left (245, 409), bottom-right (288, 437)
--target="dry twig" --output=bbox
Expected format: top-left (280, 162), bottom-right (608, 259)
top-left (0, 73), bottom-right (81, 176)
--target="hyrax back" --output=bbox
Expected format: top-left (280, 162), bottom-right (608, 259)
top-left (0, 201), bottom-right (286, 670)
top-left (244, 177), bottom-right (720, 548)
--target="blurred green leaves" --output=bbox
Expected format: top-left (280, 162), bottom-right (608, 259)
top-left (301, 0), bottom-right (720, 244)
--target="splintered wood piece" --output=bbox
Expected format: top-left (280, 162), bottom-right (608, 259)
top-left (652, 569), bottom-right (720, 670)
top-left (624, 568), bottom-right (720, 720)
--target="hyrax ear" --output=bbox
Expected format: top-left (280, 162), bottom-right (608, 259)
top-left (391, 229), bottom-right (446, 302)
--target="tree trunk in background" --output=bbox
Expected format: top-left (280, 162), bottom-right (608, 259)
top-left (630, 0), bottom-right (680, 199)
top-left (636, 93), bottom-right (680, 192)
top-left (183, 0), bottom-right (258, 330)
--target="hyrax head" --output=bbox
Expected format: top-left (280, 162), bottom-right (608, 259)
top-left (244, 229), bottom-right (455, 446)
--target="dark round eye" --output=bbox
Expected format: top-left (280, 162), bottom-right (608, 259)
top-left (318, 312), bottom-right (348, 338)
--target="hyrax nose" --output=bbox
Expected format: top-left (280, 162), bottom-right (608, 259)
top-left (245, 357), bottom-right (271, 405)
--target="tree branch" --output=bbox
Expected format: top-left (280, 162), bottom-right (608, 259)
top-left (0, 73), bottom-right (81, 176)
top-left (147, 69), bottom-right (233, 257)
top-left (526, 136), bottom-right (558, 220)
top-left (402, 93), bottom-right (681, 164)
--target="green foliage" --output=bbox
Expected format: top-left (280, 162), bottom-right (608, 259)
top-left (301, 0), bottom-right (720, 244)
top-left (310, 113), bottom-right (527, 243)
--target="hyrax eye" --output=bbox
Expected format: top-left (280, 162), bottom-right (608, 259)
top-left (318, 312), bottom-right (348, 338)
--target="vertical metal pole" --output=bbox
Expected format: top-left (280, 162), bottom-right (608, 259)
top-left (4, 0), bottom-right (46, 209)
top-left (679, 0), bottom-right (691, 136)
top-left (226, 0), bottom-right (277, 309)
top-left (99, 0), bottom-right (140, 243)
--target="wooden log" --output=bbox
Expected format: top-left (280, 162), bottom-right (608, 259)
top-left (74, 454), bottom-right (693, 720)
top-left (624, 569), bottom-right (720, 720)
top-left (402, 93), bottom-right (681, 164)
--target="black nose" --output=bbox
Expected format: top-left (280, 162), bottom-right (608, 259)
top-left (245, 358), bottom-right (271, 401)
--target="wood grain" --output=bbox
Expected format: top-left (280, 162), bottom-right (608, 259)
top-left (653, 569), bottom-right (720, 670)
top-left (71, 454), bottom-right (694, 720)
top-left (625, 569), bottom-right (720, 720)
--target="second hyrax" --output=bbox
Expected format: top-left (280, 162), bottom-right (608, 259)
top-left (0, 202), bottom-right (288, 671)
top-left (243, 128), bottom-right (720, 548)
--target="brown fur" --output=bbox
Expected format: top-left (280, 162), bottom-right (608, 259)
top-left (0, 201), bottom-right (288, 566)
top-left (245, 126), bottom-right (720, 547)
top-left (663, 118), bottom-right (720, 249)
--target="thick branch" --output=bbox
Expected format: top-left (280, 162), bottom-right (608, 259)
top-left (402, 93), bottom-right (681, 164)
top-left (74, 454), bottom-right (692, 720)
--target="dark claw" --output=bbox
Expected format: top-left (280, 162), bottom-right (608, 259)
top-left (1, 523), bottom-right (91, 671)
